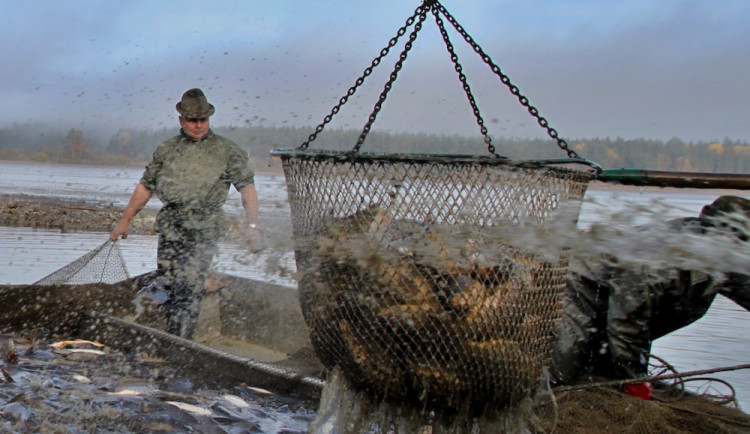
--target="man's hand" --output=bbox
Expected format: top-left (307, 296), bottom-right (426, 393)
top-left (246, 225), bottom-right (262, 250)
top-left (110, 219), bottom-right (130, 241)
top-left (111, 183), bottom-right (153, 241)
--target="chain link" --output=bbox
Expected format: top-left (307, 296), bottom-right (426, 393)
top-left (297, 4), bottom-right (427, 150)
top-left (300, 0), bottom-right (580, 160)
top-left (352, 8), bottom-right (429, 153)
top-left (431, 6), bottom-right (501, 158)
top-left (432, 2), bottom-right (580, 159)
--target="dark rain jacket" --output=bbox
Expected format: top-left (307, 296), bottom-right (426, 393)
top-left (551, 223), bottom-right (750, 384)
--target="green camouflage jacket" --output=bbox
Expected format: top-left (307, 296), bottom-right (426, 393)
top-left (140, 130), bottom-right (255, 234)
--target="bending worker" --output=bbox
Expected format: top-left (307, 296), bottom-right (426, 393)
top-left (551, 195), bottom-right (750, 398)
top-left (110, 88), bottom-right (260, 339)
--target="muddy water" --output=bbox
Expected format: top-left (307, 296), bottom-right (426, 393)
top-left (0, 232), bottom-right (314, 433)
top-left (1, 162), bottom-right (750, 415)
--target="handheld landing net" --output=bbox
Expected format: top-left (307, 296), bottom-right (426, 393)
top-left (34, 240), bottom-right (130, 285)
top-left (273, 0), bottom-right (600, 411)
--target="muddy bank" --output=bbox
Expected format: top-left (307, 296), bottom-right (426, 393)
top-left (0, 193), bottom-right (252, 238)
top-left (0, 193), bottom-right (155, 234)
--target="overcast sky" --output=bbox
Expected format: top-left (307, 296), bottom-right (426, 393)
top-left (4, 0), bottom-right (750, 144)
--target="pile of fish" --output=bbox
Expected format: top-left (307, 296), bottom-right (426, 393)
top-left (300, 204), bottom-right (565, 408)
top-left (0, 333), bottom-right (315, 433)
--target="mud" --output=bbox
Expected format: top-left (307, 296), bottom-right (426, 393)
top-left (0, 193), bottom-right (253, 238)
top-left (0, 193), bottom-right (156, 235)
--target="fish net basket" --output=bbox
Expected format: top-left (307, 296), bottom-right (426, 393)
top-left (275, 150), bottom-right (593, 409)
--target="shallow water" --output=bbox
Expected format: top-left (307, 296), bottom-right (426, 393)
top-left (1, 162), bottom-right (749, 412)
top-left (0, 227), bottom-right (297, 289)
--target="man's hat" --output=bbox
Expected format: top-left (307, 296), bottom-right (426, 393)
top-left (699, 195), bottom-right (750, 240)
top-left (175, 88), bottom-right (215, 118)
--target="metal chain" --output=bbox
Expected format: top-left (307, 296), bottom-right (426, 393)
top-left (352, 7), bottom-right (429, 153)
top-left (431, 6), bottom-right (502, 159)
top-left (297, 3), bottom-right (427, 150)
top-left (300, 0), bottom-right (581, 160)
top-left (433, 2), bottom-right (580, 159)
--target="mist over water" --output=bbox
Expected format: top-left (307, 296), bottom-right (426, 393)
top-left (579, 191), bottom-right (748, 273)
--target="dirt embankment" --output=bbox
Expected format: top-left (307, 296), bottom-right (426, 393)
top-left (0, 194), bottom-right (251, 237)
top-left (0, 194), bottom-right (156, 234)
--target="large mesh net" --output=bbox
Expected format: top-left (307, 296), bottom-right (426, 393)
top-left (278, 152), bottom-right (592, 409)
top-left (536, 384), bottom-right (750, 433)
top-left (34, 240), bottom-right (130, 285)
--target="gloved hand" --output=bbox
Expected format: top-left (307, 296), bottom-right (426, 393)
top-left (622, 382), bottom-right (653, 400)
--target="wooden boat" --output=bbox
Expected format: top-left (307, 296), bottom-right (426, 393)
top-left (0, 270), bottom-right (325, 400)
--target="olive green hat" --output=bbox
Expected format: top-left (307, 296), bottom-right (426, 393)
top-left (699, 195), bottom-right (750, 240)
top-left (175, 88), bottom-right (215, 118)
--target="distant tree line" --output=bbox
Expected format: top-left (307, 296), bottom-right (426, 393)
top-left (0, 122), bottom-right (748, 173)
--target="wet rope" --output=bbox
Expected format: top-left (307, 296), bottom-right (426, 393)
top-left (554, 363), bottom-right (750, 393)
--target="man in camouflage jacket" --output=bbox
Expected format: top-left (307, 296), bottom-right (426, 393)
top-left (111, 88), bottom-right (260, 339)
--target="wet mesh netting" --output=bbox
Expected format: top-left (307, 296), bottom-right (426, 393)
top-left (533, 357), bottom-right (750, 433)
top-left (34, 240), bottom-right (130, 285)
top-left (279, 152), bottom-right (592, 409)
top-left (535, 385), bottom-right (750, 433)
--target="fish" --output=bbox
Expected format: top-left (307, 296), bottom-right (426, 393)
top-left (49, 338), bottom-right (105, 349)
top-left (164, 401), bottom-right (214, 416)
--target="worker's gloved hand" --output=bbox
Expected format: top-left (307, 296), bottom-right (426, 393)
top-left (622, 382), bottom-right (653, 400)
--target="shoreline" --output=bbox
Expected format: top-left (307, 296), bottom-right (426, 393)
top-left (0, 192), bottom-right (157, 235)
top-left (0, 192), bottom-right (268, 239)
top-left (0, 158), bottom-right (284, 175)
top-left (3, 159), bottom-right (746, 192)
top-left (0, 182), bottom-right (746, 236)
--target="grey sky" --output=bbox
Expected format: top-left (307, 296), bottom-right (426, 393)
top-left (3, 0), bottom-right (749, 142)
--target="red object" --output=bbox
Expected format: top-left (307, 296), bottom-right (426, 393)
top-left (622, 382), bottom-right (653, 400)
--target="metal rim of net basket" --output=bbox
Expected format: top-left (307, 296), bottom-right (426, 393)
top-left (270, 149), bottom-right (602, 179)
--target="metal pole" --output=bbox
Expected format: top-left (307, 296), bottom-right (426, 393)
top-left (597, 169), bottom-right (750, 190)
